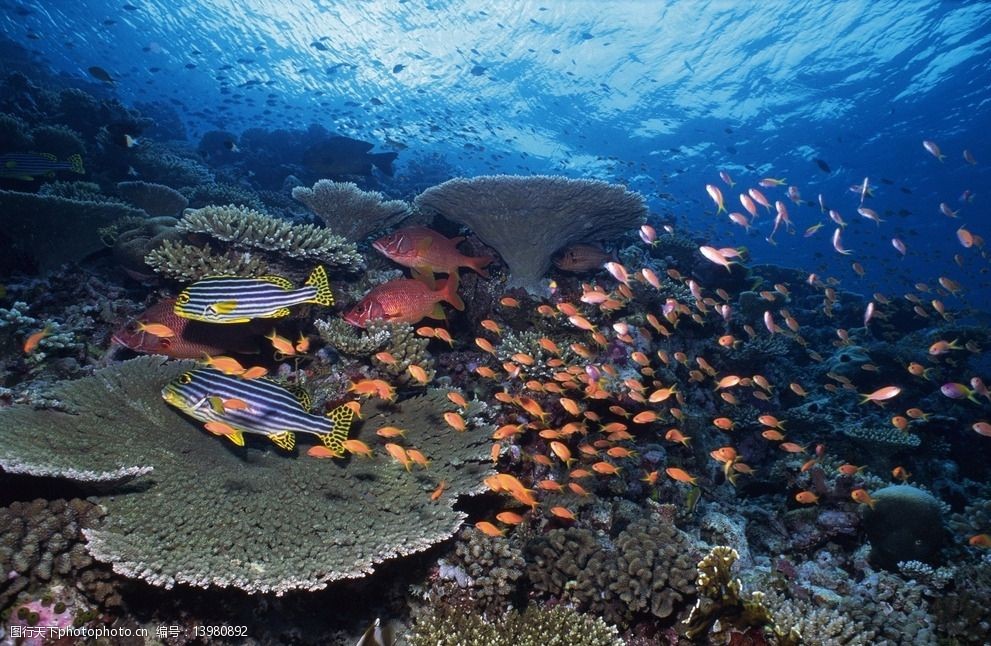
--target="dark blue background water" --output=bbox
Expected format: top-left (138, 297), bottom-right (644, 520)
top-left (3, 0), bottom-right (990, 306)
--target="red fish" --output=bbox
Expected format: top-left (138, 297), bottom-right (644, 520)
top-left (112, 299), bottom-right (259, 358)
top-left (344, 275), bottom-right (464, 327)
top-left (553, 243), bottom-right (613, 272)
top-left (372, 226), bottom-right (492, 277)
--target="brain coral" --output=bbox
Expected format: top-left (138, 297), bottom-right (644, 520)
top-left (0, 357), bottom-right (493, 594)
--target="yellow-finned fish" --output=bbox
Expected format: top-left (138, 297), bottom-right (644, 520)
top-left (174, 266), bottom-right (333, 323)
top-left (162, 367), bottom-right (354, 454)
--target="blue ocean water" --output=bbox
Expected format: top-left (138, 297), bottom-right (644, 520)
top-left (3, 0), bottom-right (989, 305)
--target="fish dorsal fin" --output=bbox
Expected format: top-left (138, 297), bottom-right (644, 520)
top-left (412, 267), bottom-right (436, 288)
top-left (226, 430), bottom-right (245, 447)
top-left (320, 404), bottom-right (355, 455)
top-left (260, 275), bottom-right (294, 290)
top-left (285, 385), bottom-right (312, 411)
top-left (269, 431), bottom-right (296, 451)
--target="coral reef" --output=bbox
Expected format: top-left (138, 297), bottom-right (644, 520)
top-left (0, 357), bottom-right (493, 594)
top-left (525, 515), bottom-right (697, 627)
top-left (683, 545), bottom-right (796, 644)
top-left (863, 485), bottom-right (945, 570)
top-left (0, 498), bottom-right (120, 611)
top-left (447, 528), bottom-right (525, 616)
top-left (414, 175), bottom-right (647, 292)
top-left (109, 215), bottom-right (181, 280)
top-left (181, 181), bottom-right (266, 211)
top-left (175, 204), bottom-right (362, 268)
top-left (144, 239), bottom-right (272, 282)
top-left (292, 179), bottom-right (411, 242)
top-left (116, 181), bottom-right (188, 217)
top-left (0, 190), bottom-right (145, 273)
top-left (408, 604), bottom-right (623, 646)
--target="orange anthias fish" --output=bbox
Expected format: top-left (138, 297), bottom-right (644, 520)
top-left (112, 298), bottom-right (259, 359)
top-left (343, 275), bottom-right (464, 328)
top-left (372, 226), bottom-right (493, 277)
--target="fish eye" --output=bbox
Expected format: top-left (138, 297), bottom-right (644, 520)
top-left (178, 372), bottom-right (192, 384)
top-left (177, 292), bottom-right (190, 305)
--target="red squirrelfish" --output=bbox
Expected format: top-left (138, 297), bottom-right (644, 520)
top-left (372, 226), bottom-right (493, 277)
top-left (344, 275), bottom-right (464, 327)
top-left (112, 299), bottom-right (259, 359)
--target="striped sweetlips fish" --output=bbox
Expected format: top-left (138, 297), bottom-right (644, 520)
top-left (174, 266), bottom-right (333, 324)
top-left (162, 367), bottom-right (354, 454)
top-left (0, 152), bottom-right (85, 180)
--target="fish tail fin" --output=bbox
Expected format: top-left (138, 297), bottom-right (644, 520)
top-left (372, 151), bottom-right (398, 176)
top-left (320, 404), bottom-right (355, 456)
top-left (438, 272), bottom-right (464, 311)
top-left (305, 265), bottom-right (335, 307)
top-left (467, 254), bottom-right (494, 278)
top-left (68, 154), bottom-right (85, 174)
top-left (269, 431), bottom-right (296, 451)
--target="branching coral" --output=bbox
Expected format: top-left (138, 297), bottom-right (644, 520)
top-left (415, 175), bottom-right (646, 292)
top-left (683, 545), bottom-right (797, 644)
top-left (181, 181), bottom-right (266, 211)
top-left (408, 605), bottom-right (623, 646)
top-left (175, 204), bottom-right (362, 268)
top-left (292, 179), bottom-right (410, 242)
top-left (116, 181), bottom-right (188, 217)
top-left (0, 357), bottom-right (493, 594)
top-left (144, 239), bottom-right (271, 282)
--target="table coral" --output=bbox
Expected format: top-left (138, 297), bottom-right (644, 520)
top-left (414, 175), bottom-right (646, 293)
top-left (0, 357), bottom-right (493, 594)
top-left (292, 179), bottom-right (411, 242)
top-left (116, 180), bottom-right (188, 217)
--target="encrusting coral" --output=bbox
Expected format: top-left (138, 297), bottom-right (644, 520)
top-left (292, 179), bottom-right (411, 242)
top-left (0, 356), bottom-right (494, 594)
top-left (414, 174), bottom-right (647, 292)
top-left (175, 204), bottom-right (362, 268)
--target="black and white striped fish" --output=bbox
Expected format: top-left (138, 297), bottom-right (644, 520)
top-left (0, 152), bottom-right (85, 180)
top-left (174, 266), bottom-right (334, 323)
top-left (162, 367), bottom-right (354, 454)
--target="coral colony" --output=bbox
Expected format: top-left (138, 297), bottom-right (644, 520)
top-left (1, 3), bottom-right (990, 645)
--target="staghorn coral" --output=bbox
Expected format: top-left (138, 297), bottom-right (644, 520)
top-left (143, 239), bottom-right (271, 282)
top-left (292, 179), bottom-right (410, 242)
top-left (0, 189), bottom-right (145, 273)
top-left (175, 204), bottom-right (362, 268)
top-left (0, 498), bottom-right (119, 612)
top-left (116, 180), bottom-right (188, 217)
top-left (408, 604), bottom-right (623, 646)
top-left (415, 175), bottom-right (646, 292)
top-left (0, 357), bottom-right (493, 594)
top-left (525, 515), bottom-right (697, 627)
